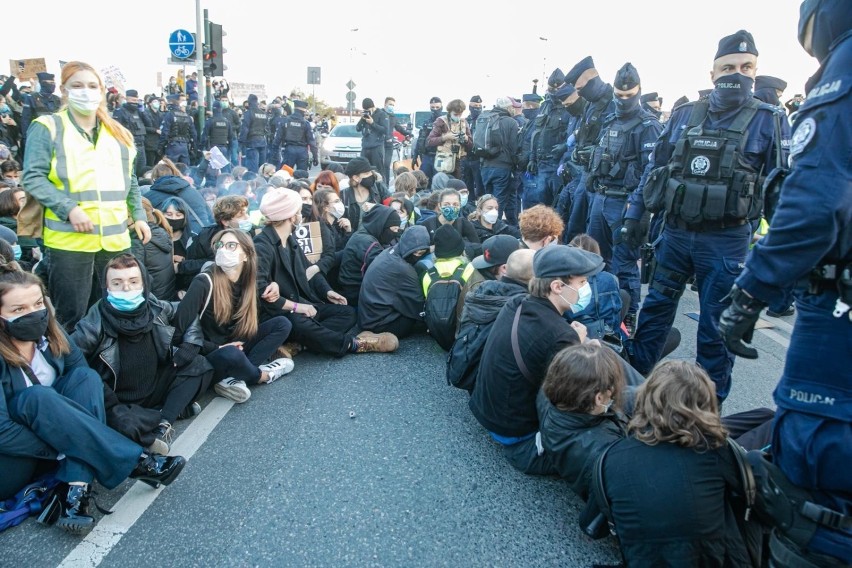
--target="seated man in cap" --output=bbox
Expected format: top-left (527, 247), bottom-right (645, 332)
top-left (467, 234), bottom-right (521, 292)
top-left (113, 89), bottom-right (152, 176)
top-left (753, 75), bottom-right (788, 107)
top-left (469, 244), bottom-right (601, 474)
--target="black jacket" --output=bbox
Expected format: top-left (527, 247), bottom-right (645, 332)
top-left (470, 295), bottom-right (580, 437)
top-left (143, 175), bottom-right (214, 234)
top-left (470, 217), bottom-right (521, 245)
top-left (458, 277), bottom-right (528, 328)
top-left (599, 437), bottom-right (751, 567)
top-left (419, 215), bottom-right (481, 259)
top-left (357, 226), bottom-right (431, 330)
top-left (356, 108), bottom-right (390, 149)
top-left (254, 224), bottom-right (333, 319)
top-left (337, 205), bottom-right (397, 303)
top-left (183, 224), bottom-right (221, 277)
top-left (341, 184), bottom-right (384, 233)
top-left (536, 391), bottom-right (627, 499)
top-left (130, 224), bottom-right (175, 301)
top-left (144, 109), bottom-right (162, 151)
top-left (482, 107), bottom-right (520, 170)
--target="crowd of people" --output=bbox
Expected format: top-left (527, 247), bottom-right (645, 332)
top-left (0, 3), bottom-right (849, 565)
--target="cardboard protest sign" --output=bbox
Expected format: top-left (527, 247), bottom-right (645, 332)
top-left (10, 58), bottom-right (47, 81)
top-left (294, 221), bottom-right (323, 264)
top-left (228, 82), bottom-right (267, 103)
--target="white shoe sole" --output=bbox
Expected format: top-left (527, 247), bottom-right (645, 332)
top-left (214, 382), bottom-right (251, 403)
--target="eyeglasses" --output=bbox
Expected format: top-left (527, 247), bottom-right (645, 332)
top-left (214, 241), bottom-right (240, 251)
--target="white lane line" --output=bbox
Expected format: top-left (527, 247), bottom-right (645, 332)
top-left (58, 397), bottom-right (235, 568)
top-left (757, 327), bottom-right (791, 348)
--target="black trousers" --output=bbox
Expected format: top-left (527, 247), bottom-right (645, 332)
top-left (361, 145), bottom-right (385, 173)
top-left (287, 303), bottom-right (357, 357)
top-left (206, 317), bottom-right (292, 384)
top-left (371, 316), bottom-right (425, 339)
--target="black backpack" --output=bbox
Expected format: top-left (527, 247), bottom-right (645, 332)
top-left (415, 120), bottom-right (436, 156)
top-left (424, 264), bottom-right (466, 351)
top-left (446, 319), bottom-right (492, 393)
top-left (471, 111), bottom-right (500, 159)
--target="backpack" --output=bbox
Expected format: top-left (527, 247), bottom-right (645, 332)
top-left (471, 111), bottom-right (501, 159)
top-left (424, 264), bottom-right (466, 351)
top-left (446, 320), bottom-right (492, 393)
top-left (415, 120), bottom-right (436, 156)
top-left (0, 474), bottom-right (61, 532)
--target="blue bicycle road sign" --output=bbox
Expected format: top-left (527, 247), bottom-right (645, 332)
top-left (169, 29), bottom-right (195, 59)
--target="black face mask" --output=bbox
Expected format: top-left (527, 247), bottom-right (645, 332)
top-left (709, 73), bottom-right (754, 112)
top-left (578, 76), bottom-right (608, 102)
top-left (3, 309), bottom-right (49, 342)
top-left (754, 87), bottom-right (781, 107)
top-left (40, 82), bottom-right (56, 95)
top-left (359, 175), bottom-right (376, 189)
top-left (469, 108), bottom-right (481, 120)
top-left (643, 103), bottom-right (663, 119)
top-left (301, 203), bottom-right (313, 220)
top-left (565, 98), bottom-right (585, 117)
top-left (431, 107), bottom-right (443, 118)
top-left (614, 93), bottom-right (641, 118)
top-left (522, 108), bottom-right (538, 120)
top-left (167, 217), bottom-right (186, 231)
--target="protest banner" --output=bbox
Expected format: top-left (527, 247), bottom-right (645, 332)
top-left (9, 58), bottom-right (46, 81)
top-left (228, 82), bottom-right (267, 103)
top-left (294, 222), bottom-right (323, 264)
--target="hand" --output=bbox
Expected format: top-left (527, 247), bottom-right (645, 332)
top-left (443, 132), bottom-right (455, 142)
top-left (312, 157), bottom-right (319, 167)
top-left (296, 303), bottom-right (317, 317)
top-left (219, 341), bottom-right (244, 350)
top-left (172, 342), bottom-right (200, 368)
top-left (306, 265), bottom-right (320, 280)
top-left (327, 290), bottom-right (348, 305)
top-left (261, 282), bottom-right (280, 302)
top-left (203, 151), bottom-right (212, 160)
top-left (68, 206), bottom-right (94, 233)
top-left (337, 218), bottom-right (352, 233)
top-left (365, 115), bottom-right (374, 124)
top-left (621, 218), bottom-right (645, 250)
top-left (134, 220), bottom-right (152, 244)
top-left (31, 247), bottom-right (42, 262)
top-left (551, 143), bottom-right (567, 157)
top-left (526, 161), bottom-right (538, 175)
top-left (719, 286), bottom-right (766, 359)
top-left (571, 321), bottom-right (588, 343)
top-left (173, 254), bottom-right (185, 264)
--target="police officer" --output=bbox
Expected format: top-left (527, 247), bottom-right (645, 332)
top-left (113, 89), bottom-right (150, 176)
top-left (640, 92), bottom-right (663, 118)
top-left (276, 100), bottom-right (318, 171)
top-left (528, 73), bottom-right (573, 209)
top-left (356, 97), bottom-right (389, 173)
top-left (720, 3), bottom-right (852, 565)
top-left (412, 97), bottom-right (443, 183)
top-left (19, 71), bottom-right (61, 155)
top-left (158, 93), bottom-right (197, 166)
top-left (623, 30), bottom-right (790, 402)
top-left (518, 93), bottom-right (543, 209)
top-left (265, 104), bottom-right (285, 168)
top-left (144, 96), bottom-right (163, 167)
top-left (562, 56), bottom-right (617, 242)
top-left (201, 100), bottom-right (234, 171)
top-left (239, 93), bottom-right (268, 173)
top-left (461, 95), bottom-right (484, 197)
top-left (754, 75), bottom-right (788, 107)
top-left (218, 93), bottom-right (241, 167)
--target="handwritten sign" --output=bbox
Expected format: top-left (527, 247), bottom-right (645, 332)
top-left (294, 221), bottom-right (323, 264)
top-left (10, 58), bottom-right (47, 81)
top-left (228, 82), bottom-right (267, 103)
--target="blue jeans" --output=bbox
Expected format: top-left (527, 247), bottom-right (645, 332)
top-left (481, 166), bottom-right (516, 225)
top-left (631, 223), bottom-right (750, 400)
top-left (461, 157), bottom-right (484, 199)
top-left (588, 193), bottom-right (640, 314)
top-left (566, 180), bottom-right (591, 241)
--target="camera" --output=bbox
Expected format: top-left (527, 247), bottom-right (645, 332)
top-left (362, 110), bottom-right (371, 118)
top-left (457, 131), bottom-right (465, 143)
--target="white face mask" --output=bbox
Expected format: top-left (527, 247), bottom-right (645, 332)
top-left (66, 88), bottom-right (102, 115)
top-left (179, 101), bottom-right (188, 110)
top-left (330, 201), bottom-right (345, 219)
top-left (482, 209), bottom-right (499, 225)
top-left (215, 248), bottom-right (242, 270)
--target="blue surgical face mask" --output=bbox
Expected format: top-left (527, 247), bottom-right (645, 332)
top-left (107, 289), bottom-right (145, 311)
top-left (0, 104), bottom-right (10, 114)
top-left (441, 205), bottom-right (460, 222)
top-left (450, 114), bottom-right (461, 123)
top-left (386, 105), bottom-right (395, 114)
top-left (12, 244), bottom-right (21, 260)
top-left (562, 282), bottom-right (592, 313)
top-left (238, 219), bottom-right (254, 233)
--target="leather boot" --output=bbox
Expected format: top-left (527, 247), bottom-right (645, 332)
top-left (129, 454), bottom-right (187, 488)
top-left (55, 484), bottom-right (95, 535)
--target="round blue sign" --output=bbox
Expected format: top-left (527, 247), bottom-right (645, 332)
top-left (169, 29), bottom-right (195, 59)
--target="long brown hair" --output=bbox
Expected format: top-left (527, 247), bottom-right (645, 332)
top-left (141, 197), bottom-right (172, 238)
top-left (542, 343), bottom-right (625, 413)
top-left (628, 361), bottom-right (728, 450)
top-left (0, 261), bottom-right (70, 366)
top-left (209, 229), bottom-right (258, 340)
top-left (59, 61), bottom-right (134, 148)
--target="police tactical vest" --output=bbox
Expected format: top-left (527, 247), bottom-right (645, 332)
top-left (589, 114), bottom-right (644, 190)
top-left (171, 111), bottom-right (194, 141)
top-left (36, 110), bottom-right (134, 253)
top-left (416, 119), bottom-right (437, 156)
top-left (663, 99), bottom-right (764, 226)
top-left (574, 96), bottom-right (611, 168)
top-left (126, 110), bottom-right (147, 143)
top-left (208, 118), bottom-right (229, 146)
top-left (283, 117), bottom-right (306, 145)
top-left (534, 106), bottom-right (569, 160)
top-left (248, 110), bottom-right (268, 139)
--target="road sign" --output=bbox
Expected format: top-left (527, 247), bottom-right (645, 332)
top-left (346, 80), bottom-right (356, 90)
top-left (345, 91), bottom-right (357, 102)
top-left (169, 29), bottom-right (195, 60)
top-left (307, 67), bottom-right (321, 85)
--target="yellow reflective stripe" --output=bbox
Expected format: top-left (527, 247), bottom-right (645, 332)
top-left (44, 218), bottom-right (129, 236)
top-left (50, 114), bottom-right (70, 194)
top-left (118, 143), bottom-right (131, 193)
top-left (69, 190), bottom-right (127, 202)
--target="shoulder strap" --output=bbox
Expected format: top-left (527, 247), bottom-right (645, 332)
top-left (361, 241), bottom-right (380, 277)
top-left (726, 98), bottom-right (761, 135)
top-left (511, 303), bottom-right (534, 384)
top-left (686, 100), bottom-right (710, 129)
top-left (592, 441), bottom-right (617, 526)
top-left (199, 272), bottom-right (214, 316)
top-left (727, 437), bottom-right (756, 520)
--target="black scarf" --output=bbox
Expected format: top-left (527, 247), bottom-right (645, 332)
top-left (99, 297), bottom-right (155, 338)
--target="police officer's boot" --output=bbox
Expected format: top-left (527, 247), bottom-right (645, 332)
top-left (55, 483), bottom-right (95, 535)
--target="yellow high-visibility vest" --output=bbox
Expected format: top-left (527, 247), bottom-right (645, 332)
top-left (36, 110), bottom-right (135, 252)
top-left (422, 257), bottom-right (475, 296)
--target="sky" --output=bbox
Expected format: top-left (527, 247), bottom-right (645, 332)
top-left (3, 0), bottom-right (818, 113)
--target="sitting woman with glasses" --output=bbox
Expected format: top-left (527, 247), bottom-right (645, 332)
top-left (172, 229), bottom-right (294, 404)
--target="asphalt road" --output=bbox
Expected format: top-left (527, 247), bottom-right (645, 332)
top-left (0, 285), bottom-right (793, 568)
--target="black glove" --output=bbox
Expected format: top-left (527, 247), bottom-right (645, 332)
top-left (526, 160), bottom-right (537, 175)
top-left (719, 286), bottom-right (766, 359)
top-left (172, 342), bottom-right (200, 368)
top-left (621, 218), bottom-right (646, 249)
top-left (551, 143), bottom-right (567, 158)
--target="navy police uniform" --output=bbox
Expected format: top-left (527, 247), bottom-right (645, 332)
top-left (529, 86), bottom-right (571, 209)
top-left (158, 95), bottom-right (197, 165)
top-left (20, 72), bottom-right (61, 155)
top-left (276, 101), bottom-right (318, 171)
top-left (112, 90), bottom-right (151, 176)
top-left (239, 94), bottom-right (268, 172)
top-left (587, 64), bottom-right (662, 319)
top-left (625, 31), bottom-right (790, 401)
top-left (721, 5), bottom-right (852, 563)
top-left (201, 101), bottom-right (234, 171)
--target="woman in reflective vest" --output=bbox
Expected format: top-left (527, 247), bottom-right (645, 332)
top-left (21, 61), bottom-right (151, 331)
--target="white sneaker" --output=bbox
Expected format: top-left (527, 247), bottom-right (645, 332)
top-left (214, 377), bottom-right (251, 403)
top-left (259, 358), bottom-right (295, 384)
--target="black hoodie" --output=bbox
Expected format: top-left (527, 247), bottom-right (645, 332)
top-left (337, 205), bottom-right (399, 304)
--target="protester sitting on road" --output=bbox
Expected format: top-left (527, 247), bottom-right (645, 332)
top-left (143, 158), bottom-right (214, 234)
top-left (0, 191), bottom-right (37, 266)
top-left (446, 179), bottom-right (475, 219)
top-left (173, 228), bottom-right (294, 404)
top-left (537, 342), bottom-right (627, 499)
top-left (254, 188), bottom-right (398, 356)
top-left (468, 193), bottom-right (521, 244)
top-left (71, 254), bottom-right (212, 455)
top-left (419, 189), bottom-right (480, 258)
top-left (338, 204), bottom-right (402, 306)
top-left (392, 171), bottom-right (418, 200)
top-left (0, 263), bottom-right (186, 534)
top-left (594, 361), bottom-right (754, 566)
top-left (566, 234), bottom-right (626, 343)
top-left (388, 194), bottom-right (415, 229)
top-left (313, 188), bottom-right (352, 269)
top-left (415, 190), bottom-right (440, 225)
top-left (468, 234), bottom-right (522, 291)
top-left (341, 158), bottom-right (384, 233)
top-left (183, 195), bottom-right (252, 277)
top-left (469, 245), bottom-right (600, 474)
top-left (160, 197), bottom-right (196, 295)
top-left (422, 223), bottom-right (476, 314)
top-left (129, 198), bottom-right (175, 301)
top-left (310, 170), bottom-right (340, 196)
top-left (358, 225), bottom-right (431, 338)
top-left (518, 205), bottom-right (564, 250)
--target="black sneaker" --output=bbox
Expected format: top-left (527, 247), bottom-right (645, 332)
top-left (177, 401), bottom-right (202, 420)
top-left (130, 454), bottom-right (187, 488)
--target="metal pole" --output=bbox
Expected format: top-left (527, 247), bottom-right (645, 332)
top-left (195, 0), bottom-right (206, 140)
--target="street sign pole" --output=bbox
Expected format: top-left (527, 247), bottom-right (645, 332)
top-left (195, 0), bottom-right (206, 140)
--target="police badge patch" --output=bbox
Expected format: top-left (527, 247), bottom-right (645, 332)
top-left (690, 155), bottom-right (711, 175)
top-left (789, 117), bottom-right (816, 160)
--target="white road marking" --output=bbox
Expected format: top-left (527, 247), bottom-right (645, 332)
top-left (58, 397), bottom-right (235, 568)
top-left (757, 327), bottom-right (791, 348)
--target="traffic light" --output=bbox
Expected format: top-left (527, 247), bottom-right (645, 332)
top-left (206, 22), bottom-right (226, 77)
